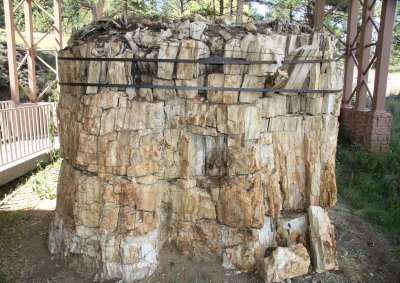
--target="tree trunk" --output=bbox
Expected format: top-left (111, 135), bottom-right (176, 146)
top-left (123, 0), bottom-right (128, 26)
top-left (229, 0), bottom-right (233, 16)
top-left (180, 0), bottom-right (184, 15)
top-left (306, 0), bottom-right (314, 27)
top-left (90, 1), bottom-right (104, 23)
top-left (289, 8), bottom-right (293, 23)
top-left (220, 0), bottom-right (224, 15)
top-left (236, 0), bottom-right (243, 24)
top-left (212, 0), bottom-right (216, 17)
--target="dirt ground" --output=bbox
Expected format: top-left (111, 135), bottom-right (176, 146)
top-left (0, 181), bottom-right (399, 283)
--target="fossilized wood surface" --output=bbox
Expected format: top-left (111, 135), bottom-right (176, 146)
top-left (50, 18), bottom-right (342, 283)
top-left (257, 243), bottom-right (311, 282)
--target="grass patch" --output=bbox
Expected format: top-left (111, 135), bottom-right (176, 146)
top-left (30, 158), bottom-right (61, 200)
top-left (337, 95), bottom-right (400, 250)
top-left (0, 271), bottom-right (10, 283)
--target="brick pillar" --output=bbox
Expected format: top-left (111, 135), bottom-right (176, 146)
top-left (340, 108), bottom-right (392, 153)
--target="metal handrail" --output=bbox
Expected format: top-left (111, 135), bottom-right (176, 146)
top-left (0, 102), bottom-right (56, 167)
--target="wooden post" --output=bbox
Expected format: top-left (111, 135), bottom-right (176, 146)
top-left (24, 0), bottom-right (37, 102)
top-left (54, 0), bottom-right (63, 99)
top-left (236, 0), bottom-right (243, 24)
top-left (372, 0), bottom-right (397, 112)
top-left (3, 0), bottom-right (20, 104)
top-left (54, 0), bottom-right (63, 52)
top-left (355, 0), bottom-right (374, 111)
top-left (313, 0), bottom-right (325, 29)
top-left (342, 0), bottom-right (360, 108)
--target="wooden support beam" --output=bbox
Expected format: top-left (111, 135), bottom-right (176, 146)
top-left (342, 0), bottom-right (360, 108)
top-left (372, 0), bottom-right (397, 112)
top-left (4, 0), bottom-right (62, 104)
top-left (54, 0), bottom-right (62, 96)
top-left (24, 0), bottom-right (37, 102)
top-left (355, 0), bottom-right (374, 111)
top-left (314, 0), bottom-right (325, 29)
top-left (3, 0), bottom-right (20, 104)
top-left (236, 0), bottom-right (243, 24)
top-left (53, 0), bottom-right (63, 52)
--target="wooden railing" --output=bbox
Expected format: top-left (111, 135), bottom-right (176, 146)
top-left (0, 101), bottom-right (56, 167)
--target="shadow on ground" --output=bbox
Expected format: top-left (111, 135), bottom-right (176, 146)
top-left (0, 198), bottom-right (399, 283)
top-left (0, 210), bottom-right (92, 283)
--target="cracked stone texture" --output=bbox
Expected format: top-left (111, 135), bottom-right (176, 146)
top-left (50, 18), bottom-right (342, 283)
top-left (257, 243), bottom-right (311, 282)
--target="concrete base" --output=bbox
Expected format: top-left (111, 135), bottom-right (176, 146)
top-left (0, 149), bottom-right (54, 187)
top-left (340, 107), bottom-right (392, 152)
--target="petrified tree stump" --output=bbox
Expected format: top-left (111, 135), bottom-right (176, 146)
top-left (49, 17), bottom-right (341, 282)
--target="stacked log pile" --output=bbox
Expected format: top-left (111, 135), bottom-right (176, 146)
top-left (49, 17), bottom-right (342, 283)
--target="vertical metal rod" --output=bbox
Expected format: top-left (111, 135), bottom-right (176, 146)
top-left (9, 109), bottom-right (16, 160)
top-left (3, 112), bottom-right (10, 162)
top-left (15, 109), bottom-right (22, 159)
top-left (42, 106), bottom-right (46, 149)
top-left (33, 106), bottom-right (37, 153)
top-left (44, 105), bottom-right (49, 148)
top-left (314, 0), bottom-right (325, 29)
top-left (34, 107), bottom-right (39, 152)
top-left (24, 0), bottom-right (37, 102)
top-left (37, 106), bottom-right (42, 150)
top-left (1, 112), bottom-right (5, 163)
top-left (19, 108), bottom-right (26, 158)
top-left (40, 106), bottom-right (45, 149)
top-left (342, 0), bottom-right (360, 108)
top-left (11, 110), bottom-right (17, 160)
top-left (0, 112), bottom-right (3, 165)
top-left (355, 0), bottom-right (374, 111)
top-left (3, 112), bottom-right (10, 163)
top-left (23, 107), bottom-right (28, 156)
top-left (372, 0), bottom-right (397, 112)
top-left (49, 104), bottom-right (54, 149)
top-left (0, 114), bottom-right (4, 165)
top-left (47, 105), bottom-right (50, 148)
top-left (28, 107), bottom-right (33, 155)
top-left (8, 111), bottom-right (12, 162)
top-left (1, 112), bottom-right (6, 163)
top-left (3, 0), bottom-right (20, 104)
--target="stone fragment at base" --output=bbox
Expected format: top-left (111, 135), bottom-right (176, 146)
top-left (257, 244), bottom-right (310, 282)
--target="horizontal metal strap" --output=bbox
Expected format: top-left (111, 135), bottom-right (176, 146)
top-left (57, 56), bottom-right (336, 65)
top-left (59, 82), bottom-right (343, 94)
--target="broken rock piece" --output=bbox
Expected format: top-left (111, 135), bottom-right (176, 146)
top-left (308, 205), bottom-right (338, 273)
top-left (257, 243), bottom-right (310, 282)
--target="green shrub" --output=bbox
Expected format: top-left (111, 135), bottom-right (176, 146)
top-left (337, 95), bottom-right (400, 244)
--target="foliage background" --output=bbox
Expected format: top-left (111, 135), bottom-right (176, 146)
top-left (0, 0), bottom-right (399, 70)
